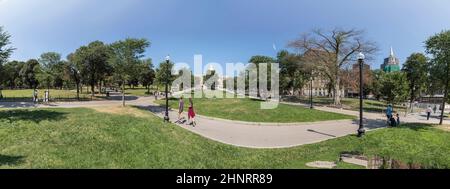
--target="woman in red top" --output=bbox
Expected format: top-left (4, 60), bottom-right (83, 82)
top-left (188, 97), bottom-right (196, 126)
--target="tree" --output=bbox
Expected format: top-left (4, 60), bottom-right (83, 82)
top-left (20, 59), bottom-right (40, 90)
top-left (71, 41), bottom-right (111, 97)
top-left (426, 30), bottom-right (450, 125)
top-left (380, 72), bottom-right (409, 104)
top-left (277, 50), bottom-right (309, 96)
top-left (138, 58), bottom-right (155, 94)
top-left (1, 61), bottom-right (25, 89)
top-left (249, 55), bottom-right (276, 96)
top-left (155, 60), bottom-right (175, 92)
top-left (0, 26), bottom-right (16, 96)
top-left (289, 28), bottom-right (378, 105)
top-left (368, 69), bottom-right (384, 100)
top-left (66, 53), bottom-right (82, 99)
top-left (37, 52), bottom-right (63, 90)
top-left (109, 38), bottom-right (150, 106)
top-left (402, 53), bottom-right (428, 112)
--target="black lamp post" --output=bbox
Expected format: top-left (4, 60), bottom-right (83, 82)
top-left (310, 71), bottom-right (314, 109)
top-left (357, 52), bottom-right (366, 137)
top-left (164, 55), bottom-right (170, 123)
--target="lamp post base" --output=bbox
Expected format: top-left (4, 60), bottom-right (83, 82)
top-left (357, 128), bottom-right (366, 137)
top-left (164, 115), bottom-right (170, 123)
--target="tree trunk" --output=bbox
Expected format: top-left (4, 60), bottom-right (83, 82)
top-left (333, 77), bottom-right (341, 106)
top-left (76, 82), bottom-right (80, 100)
top-left (91, 84), bottom-right (95, 97)
top-left (440, 78), bottom-right (449, 125)
top-left (122, 81), bottom-right (126, 107)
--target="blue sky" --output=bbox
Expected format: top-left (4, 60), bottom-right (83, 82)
top-left (1, 0), bottom-right (449, 71)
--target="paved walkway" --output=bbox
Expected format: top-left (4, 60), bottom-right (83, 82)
top-left (1, 95), bottom-right (448, 148)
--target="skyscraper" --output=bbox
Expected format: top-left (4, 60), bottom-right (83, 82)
top-left (381, 47), bottom-right (401, 72)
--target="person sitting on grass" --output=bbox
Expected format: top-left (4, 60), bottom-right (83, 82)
top-left (389, 113), bottom-right (398, 127)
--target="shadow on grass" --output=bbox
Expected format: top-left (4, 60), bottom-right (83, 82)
top-left (0, 154), bottom-right (25, 166)
top-left (0, 109), bottom-right (68, 124)
top-left (397, 123), bottom-right (435, 131)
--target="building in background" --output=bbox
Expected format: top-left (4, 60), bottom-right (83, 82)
top-left (381, 47), bottom-right (401, 72)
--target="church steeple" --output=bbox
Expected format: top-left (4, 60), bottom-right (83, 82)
top-left (381, 46), bottom-right (400, 73)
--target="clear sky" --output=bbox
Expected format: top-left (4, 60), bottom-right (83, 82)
top-left (1, 0), bottom-right (449, 71)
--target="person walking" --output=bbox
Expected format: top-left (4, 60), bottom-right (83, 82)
top-left (433, 105), bottom-right (437, 114)
top-left (177, 96), bottom-right (185, 123)
top-left (386, 104), bottom-right (393, 124)
top-left (426, 106), bottom-right (433, 121)
top-left (188, 97), bottom-right (196, 127)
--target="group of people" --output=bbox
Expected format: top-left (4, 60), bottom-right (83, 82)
top-left (32, 89), bottom-right (50, 103)
top-left (386, 104), bottom-right (400, 127)
top-left (387, 104), bottom-right (440, 126)
top-left (176, 96), bottom-right (197, 126)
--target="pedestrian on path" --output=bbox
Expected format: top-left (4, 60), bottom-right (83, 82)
top-left (386, 104), bottom-right (393, 122)
top-left (433, 105), bottom-right (437, 114)
top-left (426, 106), bottom-right (432, 120)
top-left (188, 97), bottom-right (196, 127)
top-left (177, 96), bottom-right (185, 123)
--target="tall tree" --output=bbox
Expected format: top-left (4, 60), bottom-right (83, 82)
top-left (380, 72), bottom-right (409, 104)
top-left (289, 28), bottom-right (378, 106)
top-left (426, 30), bottom-right (450, 125)
top-left (37, 52), bottom-right (62, 90)
top-left (109, 38), bottom-right (150, 106)
top-left (20, 59), bottom-right (40, 90)
top-left (277, 50), bottom-right (308, 96)
top-left (0, 26), bottom-right (16, 96)
top-left (138, 58), bottom-right (155, 94)
top-left (248, 55), bottom-right (276, 96)
top-left (71, 41), bottom-right (111, 97)
top-left (66, 53), bottom-right (82, 99)
top-left (2, 61), bottom-right (25, 89)
top-left (402, 53), bottom-right (428, 112)
top-left (155, 60), bottom-right (175, 93)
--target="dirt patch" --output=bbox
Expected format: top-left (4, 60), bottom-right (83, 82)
top-left (90, 106), bottom-right (150, 118)
top-left (436, 125), bottom-right (450, 132)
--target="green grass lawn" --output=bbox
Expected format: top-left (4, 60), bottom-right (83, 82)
top-left (125, 87), bottom-right (153, 96)
top-left (157, 96), bottom-right (355, 123)
top-left (0, 89), bottom-right (91, 100)
top-left (0, 108), bottom-right (448, 169)
top-left (285, 96), bottom-right (408, 113)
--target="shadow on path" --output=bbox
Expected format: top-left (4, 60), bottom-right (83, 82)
top-left (352, 118), bottom-right (387, 130)
top-left (0, 102), bottom-right (37, 108)
top-left (307, 129), bottom-right (337, 137)
top-left (0, 109), bottom-right (68, 124)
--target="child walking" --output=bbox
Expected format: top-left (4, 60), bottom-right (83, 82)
top-left (188, 97), bottom-right (196, 127)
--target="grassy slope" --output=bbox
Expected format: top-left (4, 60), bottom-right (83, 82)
top-left (286, 96), bottom-right (408, 113)
top-left (1, 89), bottom-right (91, 99)
top-left (0, 108), bottom-right (448, 169)
top-left (157, 97), bottom-right (355, 123)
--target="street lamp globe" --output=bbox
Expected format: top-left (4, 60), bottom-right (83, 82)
top-left (357, 52), bottom-right (365, 61)
top-left (166, 55), bottom-right (170, 62)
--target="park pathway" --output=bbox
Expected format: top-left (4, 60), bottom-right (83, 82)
top-left (1, 94), bottom-right (448, 148)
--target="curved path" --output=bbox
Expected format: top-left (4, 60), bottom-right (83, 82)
top-left (1, 94), bottom-right (448, 148)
